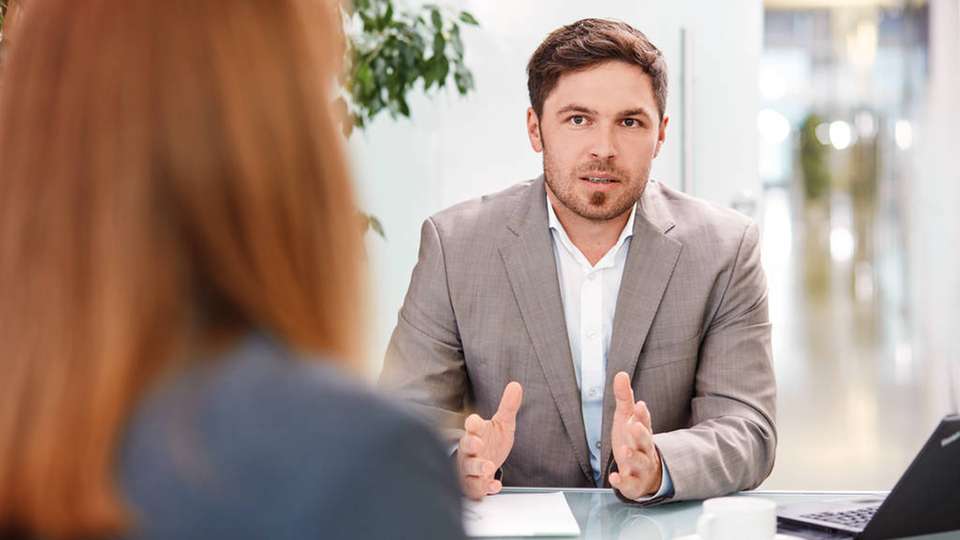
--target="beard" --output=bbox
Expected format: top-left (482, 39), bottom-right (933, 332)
top-left (542, 144), bottom-right (648, 222)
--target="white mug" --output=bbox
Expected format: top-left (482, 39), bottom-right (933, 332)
top-left (696, 497), bottom-right (777, 540)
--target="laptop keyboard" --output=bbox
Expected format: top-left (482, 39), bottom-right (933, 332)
top-left (800, 506), bottom-right (879, 529)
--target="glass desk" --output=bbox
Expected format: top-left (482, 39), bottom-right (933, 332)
top-left (497, 488), bottom-right (960, 539)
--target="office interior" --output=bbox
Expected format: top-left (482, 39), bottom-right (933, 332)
top-left (349, 0), bottom-right (960, 493)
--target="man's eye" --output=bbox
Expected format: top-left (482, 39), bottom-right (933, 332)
top-left (570, 115), bottom-right (586, 126)
top-left (623, 118), bottom-right (641, 127)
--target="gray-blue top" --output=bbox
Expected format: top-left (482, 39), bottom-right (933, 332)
top-left (118, 333), bottom-right (465, 540)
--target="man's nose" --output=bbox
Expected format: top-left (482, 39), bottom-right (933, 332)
top-left (589, 126), bottom-right (617, 160)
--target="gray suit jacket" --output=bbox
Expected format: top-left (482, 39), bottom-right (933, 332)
top-left (381, 177), bottom-right (776, 502)
top-left (119, 334), bottom-right (465, 540)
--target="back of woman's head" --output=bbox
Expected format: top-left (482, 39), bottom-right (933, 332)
top-left (0, 0), bottom-right (360, 537)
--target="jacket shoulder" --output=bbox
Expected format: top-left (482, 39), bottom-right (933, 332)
top-left (651, 182), bottom-right (756, 254)
top-left (427, 179), bottom-right (533, 241)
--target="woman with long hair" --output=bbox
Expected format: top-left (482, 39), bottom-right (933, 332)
top-left (0, 1), bottom-right (464, 538)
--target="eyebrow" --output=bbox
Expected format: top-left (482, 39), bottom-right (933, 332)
top-left (555, 104), bottom-right (655, 121)
top-left (619, 108), bottom-right (655, 121)
top-left (555, 104), bottom-right (598, 116)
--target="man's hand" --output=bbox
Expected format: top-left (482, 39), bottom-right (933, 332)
top-left (457, 381), bottom-right (523, 500)
top-left (608, 371), bottom-right (662, 500)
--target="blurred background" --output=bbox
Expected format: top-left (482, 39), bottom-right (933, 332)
top-left (757, 0), bottom-right (959, 490)
top-left (346, 0), bottom-right (960, 492)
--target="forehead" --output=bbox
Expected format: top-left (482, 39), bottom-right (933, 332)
top-left (542, 60), bottom-right (657, 116)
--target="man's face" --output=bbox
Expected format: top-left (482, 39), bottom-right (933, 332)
top-left (527, 60), bottom-right (668, 222)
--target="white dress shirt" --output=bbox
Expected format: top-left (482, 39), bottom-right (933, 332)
top-left (546, 196), bottom-right (672, 498)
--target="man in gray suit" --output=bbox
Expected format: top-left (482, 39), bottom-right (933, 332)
top-left (381, 18), bottom-right (776, 505)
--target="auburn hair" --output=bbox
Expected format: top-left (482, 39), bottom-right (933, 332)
top-left (0, 0), bottom-right (361, 537)
top-left (527, 18), bottom-right (668, 119)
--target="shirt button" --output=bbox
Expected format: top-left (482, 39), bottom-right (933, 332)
top-left (586, 330), bottom-right (598, 340)
top-left (587, 273), bottom-right (597, 281)
top-left (587, 387), bottom-right (600, 399)
top-left (595, 441), bottom-right (602, 450)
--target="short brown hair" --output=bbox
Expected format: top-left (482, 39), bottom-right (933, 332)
top-left (527, 18), bottom-right (668, 120)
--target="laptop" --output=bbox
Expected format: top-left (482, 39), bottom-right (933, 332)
top-left (777, 415), bottom-right (960, 539)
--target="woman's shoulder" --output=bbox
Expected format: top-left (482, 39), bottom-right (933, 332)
top-left (124, 332), bottom-right (441, 470)
top-left (204, 333), bottom-right (419, 430)
top-left (118, 333), bottom-right (463, 540)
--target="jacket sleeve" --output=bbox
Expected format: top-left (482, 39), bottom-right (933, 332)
top-left (379, 217), bottom-right (469, 443)
top-left (650, 221), bottom-right (777, 501)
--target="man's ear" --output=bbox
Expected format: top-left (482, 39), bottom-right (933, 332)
top-left (526, 107), bottom-right (543, 153)
top-left (653, 114), bottom-right (669, 158)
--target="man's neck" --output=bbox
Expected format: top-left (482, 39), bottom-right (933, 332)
top-left (546, 187), bottom-right (632, 266)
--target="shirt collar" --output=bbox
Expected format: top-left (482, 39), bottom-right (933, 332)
top-left (546, 194), bottom-right (636, 268)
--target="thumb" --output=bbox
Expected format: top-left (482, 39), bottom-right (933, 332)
top-left (492, 381), bottom-right (523, 429)
top-left (612, 372), bottom-right (635, 420)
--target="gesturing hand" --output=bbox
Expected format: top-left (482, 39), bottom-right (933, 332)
top-left (608, 371), bottom-right (662, 500)
top-left (456, 381), bottom-right (523, 500)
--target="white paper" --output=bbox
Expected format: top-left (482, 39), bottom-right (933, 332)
top-left (463, 492), bottom-right (581, 537)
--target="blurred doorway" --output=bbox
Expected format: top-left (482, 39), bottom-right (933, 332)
top-left (757, 0), bottom-right (942, 490)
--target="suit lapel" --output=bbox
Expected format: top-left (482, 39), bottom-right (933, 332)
top-left (600, 182), bottom-right (682, 478)
top-left (498, 177), bottom-right (593, 482)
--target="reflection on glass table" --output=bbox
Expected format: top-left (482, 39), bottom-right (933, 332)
top-left (494, 488), bottom-right (960, 540)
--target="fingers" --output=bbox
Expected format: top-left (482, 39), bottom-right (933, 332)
top-left (459, 407), bottom-right (508, 500)
top-left (462, 474), bottom-right (501, 500)
top-left (609, 468), bottom-right (645, 500)
top-left (458, 432), bottom-right (484, 456)
top-left (632, 400), bottom-right (652, 430)
top-left (612, 372), bottom-right (635, 419)
top-left (614, 446), bottom-right (645, 477)
top-left (628, 419), bottom-right (654, 451)
top-left (460, 456), bottom-right (495, 477)
top-left (610, 442), bottom-right (661, 499)
top-left (612, 373), bottom-right (653, 431)
top-left (458, 445), bottom-right (501, 500)
top-left (611, 420), bottom-right (655, 477)
top-left (464, 413), bottom-right (486, 436)
top-left (609, 471), bottom-right (624, 491)
top-left (492, 381), bottom-right (523, 430)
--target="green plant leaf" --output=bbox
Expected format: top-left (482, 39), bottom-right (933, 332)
top-left (450, 25), bottom-right (464, 58)
top-left (432, 31), bottom-right (446, 58)
top-left (340, 1), bottom-right (482, 240)
top-left (355, 61), bottom-right (373, 89)
top-left (454, 64), bottom-right (474, 94)
top-left (342, 0), bottom-right (478, 129)
top-left (429, 56), bottom-right (450, 88)
top-left (367, 214), bottom-right (386, 239)
top-left (351, 0), bottom-right (371, 13)
top-left (459, 11), bottom-right (479, 26)
top-left (381, 2), bottom-right (393, 27)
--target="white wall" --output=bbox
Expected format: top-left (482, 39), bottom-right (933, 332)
top-left (349, 1), bottom-right (763, 373)
top-left (911, 0), bottom-right (960, 415)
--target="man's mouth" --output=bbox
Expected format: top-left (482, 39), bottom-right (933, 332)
top-left (580, 174), bottom-right (619, 184)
